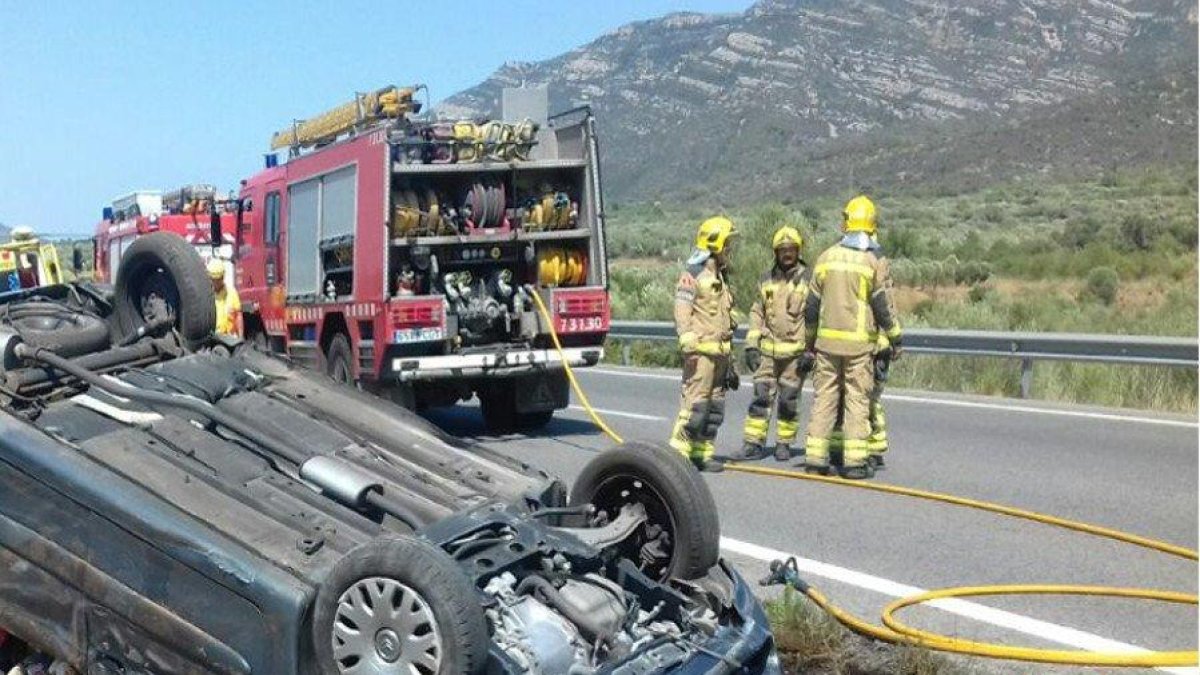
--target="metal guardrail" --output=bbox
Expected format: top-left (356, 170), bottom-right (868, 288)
top-left (607, 321), bottom-right (1199, 398)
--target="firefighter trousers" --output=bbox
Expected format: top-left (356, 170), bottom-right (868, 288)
top-left (829, 377), bottom-right (889, 456)
top-left (805, 351), bottom-right (873, 468)
top-left (742, 355), bottom-right (804, 446)
top-left (669, 353), bottom-right (729, 462)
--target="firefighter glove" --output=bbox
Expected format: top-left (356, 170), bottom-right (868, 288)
top-left (798, 350), bottom-right (817, 375)
top-left (743, 347), bottom-right (762, 372)
top-left (726, 367), bottom-right (741, 392)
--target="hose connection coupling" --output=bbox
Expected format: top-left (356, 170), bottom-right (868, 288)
top-left (760, 557), bottom-right (807, 592)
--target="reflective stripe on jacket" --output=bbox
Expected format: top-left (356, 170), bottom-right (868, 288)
top-left (746, 263), bottom-right (809, 357)
top-left (674, 254), bottom-right (735, 355)
top-left (804, 239), bottom-right (900, 356)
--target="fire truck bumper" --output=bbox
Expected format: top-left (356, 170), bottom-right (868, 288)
top-left (390, 346), bottom-right (603, 382)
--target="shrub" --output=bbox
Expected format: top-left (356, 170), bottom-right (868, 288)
top-left (968, 283), bottom-right (994, 304)
top-left (1118, 213), bottom-right (1162, 251)
top-left (1081, 266), bottom-right (1120, 305)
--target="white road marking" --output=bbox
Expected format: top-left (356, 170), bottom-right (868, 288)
top-left (882, 392), bottom-right (1198, 428)
top-left (720, 536), bottom-right (1197, 675)
top-left (586, 368), bottom-right (1197, 428)
top-left (566, 405), bottom-right (666, 422)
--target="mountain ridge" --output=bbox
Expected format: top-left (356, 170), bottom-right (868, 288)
top-left (442, 0), bottom-right (1198, 204)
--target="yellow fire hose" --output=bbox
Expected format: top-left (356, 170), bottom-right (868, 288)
top-left (529, 288), bottom-right (1198, 667)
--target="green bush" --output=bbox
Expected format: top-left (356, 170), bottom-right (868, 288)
top-left (1081, 266), bottom-right (1120, 305)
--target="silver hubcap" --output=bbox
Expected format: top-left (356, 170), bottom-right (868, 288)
top-left (332, 577), bottom-right (442, 674)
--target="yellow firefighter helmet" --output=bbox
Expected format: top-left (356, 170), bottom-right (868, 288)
top-left (772, 225), bottom-right (803, 250)
top-left (843, 195), bottom-right (878, 234)
top-left (206, 258), bottom-right (226, 280)
top-left (694, 216), bottom-right (737, 254)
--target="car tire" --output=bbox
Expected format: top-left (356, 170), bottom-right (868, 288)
top-left (325, 333), bottom-right (353, 385)
top-left (312, 536), bottom-right (488, 675)
top-left (113, 232), bottom-right (215, 349)
top-left (570, 441), bottom-right (720, 580)
top-left (3, 301), bottom-right (110, 357)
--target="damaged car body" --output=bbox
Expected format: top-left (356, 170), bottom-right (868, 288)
top-left (0, 232), bottom-right (780, 674)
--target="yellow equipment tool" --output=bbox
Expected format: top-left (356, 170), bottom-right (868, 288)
top-left (536, 247), bottom-right (587, 286)
top-left (271, 85), bottom-right (416, 151)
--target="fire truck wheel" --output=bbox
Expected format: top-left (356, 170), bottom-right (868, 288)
top-left (516, 410), bottom-right (553, 430)
top-left (478, 388), bottom-right (516, 433)
top-left (325, 333), bottom-right (353, 385)
top-left (113, 232), bottom-right (216, 350)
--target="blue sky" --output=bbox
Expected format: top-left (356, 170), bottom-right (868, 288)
top-left (0, 1), bottom-right (750, 235)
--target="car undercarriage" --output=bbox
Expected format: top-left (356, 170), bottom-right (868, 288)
top-left (0, 233), bottom-right (779, 674)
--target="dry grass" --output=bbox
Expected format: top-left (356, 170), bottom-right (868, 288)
top-left (766, 587), bottom-right (976, 675)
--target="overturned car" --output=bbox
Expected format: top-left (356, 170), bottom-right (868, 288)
top-left (0, 233), bottom-right (779, 674)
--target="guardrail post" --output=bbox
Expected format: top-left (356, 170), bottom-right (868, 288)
top-left (1019, 358), bottom-right (1033, 399)
top-left (622, 344), bottom-right (631, 367)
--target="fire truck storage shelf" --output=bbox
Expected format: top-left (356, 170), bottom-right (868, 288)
top-left (390, 228), bottom-right (589, 247)
top-left (390, 158), bottom-right (587, 174)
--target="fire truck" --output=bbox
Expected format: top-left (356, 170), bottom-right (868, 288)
top-left (94, 185), bottom-right (240, 284)
top-left (235, 85), bottom-right (610, 431)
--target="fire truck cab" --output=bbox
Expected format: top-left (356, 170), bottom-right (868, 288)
top-left (236, 86), bottom-right (610, 431)
top-left (94, 185), bottom-right (240, 285)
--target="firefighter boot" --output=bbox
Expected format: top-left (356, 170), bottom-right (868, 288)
top-left (774, 442), bottom-right (794, 461)
top-left (740, 441), bottom-right (767, 461)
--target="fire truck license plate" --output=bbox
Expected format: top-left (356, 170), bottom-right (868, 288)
top-left (393, 327), bottom-right (445, 343)
top-left (557, 316), bottom-right (605, 333)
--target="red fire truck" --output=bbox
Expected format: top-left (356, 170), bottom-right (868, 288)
top-left (94, 185), bottom-right (240, 284)
top-left (235, 86), bottom-right (610, 431)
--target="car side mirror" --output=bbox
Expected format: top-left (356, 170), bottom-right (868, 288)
top-left (234, 199), bottom-right (246, 259)
top-left (210, 206), bottom-right (222, 248)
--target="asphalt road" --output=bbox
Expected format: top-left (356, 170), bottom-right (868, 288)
top-left (425, 366), bottom-right (1199, 674)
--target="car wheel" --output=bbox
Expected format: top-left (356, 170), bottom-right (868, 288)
top-left (312, 536), bottom-right (488, 675)
top-left (570, 441), bottom-right (720, 581)
top-left (326, 333), bottom-right (353, 385)
top-left (113, 232), bottom-right (215, 349)
top-left (2, 301), bottom-right (110, 357)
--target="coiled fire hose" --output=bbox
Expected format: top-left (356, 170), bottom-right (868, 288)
top-left (527, 288), bottom-right (1198, 668)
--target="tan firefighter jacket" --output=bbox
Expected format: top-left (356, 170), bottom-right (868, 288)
top-left (745, 263), bottom-right (809, 358)
top-left (674, 253), bottom-right (736, 356)
top-left (804, 233), bottom-right (901, 357)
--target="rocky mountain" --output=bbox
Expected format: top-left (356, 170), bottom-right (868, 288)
top-left (442, 0), bottom-right (1198, 203)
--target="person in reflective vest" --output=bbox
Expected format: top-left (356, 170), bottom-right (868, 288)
top-left (208, 258), bottom-right (242, 337)
top-left (801, 196), bottom-right (902, 479)
top-left (670, 216), bottom-right (739, 473)
top-left (740, 225), bottom-right (810, 461)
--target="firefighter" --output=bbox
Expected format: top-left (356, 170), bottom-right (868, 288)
top-left (670, 216), bottom-right (738, 473)
top-left (208, 258), bottom-right (242, 337)
top-left (740, 225), bottom-right (810, 461)
top-left (801, 196), bottom-right (901, 479)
